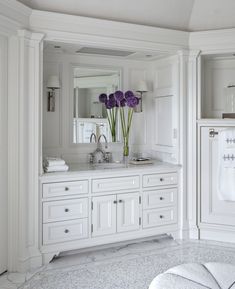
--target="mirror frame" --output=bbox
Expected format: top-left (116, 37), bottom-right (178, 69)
top-left (69, 63), bottom-right (123, 147)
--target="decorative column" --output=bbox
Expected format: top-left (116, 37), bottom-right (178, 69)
top-left (187, 50), bottom-right (201, 239)
top-left (8, 29), bottom-right (45, 272)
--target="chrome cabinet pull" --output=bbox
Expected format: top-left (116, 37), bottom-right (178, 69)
top-left (65, 187), bottom-right (69, 191)
top-left (159, 197), bottom-right (164, 200)
top-left (113, 200), bottom-right (117, 204)
top-left (118, 200), bottom-right (123, 203)
top-left (160, 178), bottom-right (164, 182)
top-left (159, 215), bottom-right (164, 219)
top-left (209, 128), bottom-right (219, 138)
top-left (64, 208), bottom-right (69, 212)
top-left (64, 229), bottom-right (69, 233)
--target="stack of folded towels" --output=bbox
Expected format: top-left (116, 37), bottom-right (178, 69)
top-left (43, 157), bottom-right (69, 173)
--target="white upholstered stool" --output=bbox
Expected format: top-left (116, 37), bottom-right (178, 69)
top-left (149, 262), bottom-right (235, 289)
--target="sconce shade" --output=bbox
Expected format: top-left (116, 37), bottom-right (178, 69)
top-left (136, 80), bottom-right (148, 92)
top-left (47, 75), bottom-right (61, 89)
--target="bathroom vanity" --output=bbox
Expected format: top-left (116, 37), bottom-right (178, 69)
top-left (40, 162), bottom-right (179, 263)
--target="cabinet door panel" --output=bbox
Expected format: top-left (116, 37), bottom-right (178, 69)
top-left (92, 195), bottom-right (116, 237)
top-left (201, 126), bottom-right (235, 226)
top-left (117, 193), bottom-right (140, 233)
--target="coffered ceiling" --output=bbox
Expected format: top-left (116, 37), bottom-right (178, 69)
top-left (17, 0), bottom-right (235, 32)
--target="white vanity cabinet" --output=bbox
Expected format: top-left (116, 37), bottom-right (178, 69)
top-left (40, 163), bottom-right (179, 264)
top-left (92, 192), bottom-right (140, 236)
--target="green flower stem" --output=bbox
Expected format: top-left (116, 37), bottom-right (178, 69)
top-left (120, 107), bottom-right (134, 157)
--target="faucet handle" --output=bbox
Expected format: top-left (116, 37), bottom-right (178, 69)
top-left (104, 152), bottom-right (112, 163)
top-left (88, 153), bottom-right (94, 164)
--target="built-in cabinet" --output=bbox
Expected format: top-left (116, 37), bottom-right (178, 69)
top-left (40, 164), bottom-right (179, 263)
top-left (197, 52), bottom-right (235, 242)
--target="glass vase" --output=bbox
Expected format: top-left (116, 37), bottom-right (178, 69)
top-left (123, 137), bottom-right (129, 165)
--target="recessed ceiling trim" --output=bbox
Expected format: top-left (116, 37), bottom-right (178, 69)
top-left (77, 47), bottom-right (135, 57)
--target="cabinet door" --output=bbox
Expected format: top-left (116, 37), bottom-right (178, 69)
top-left (92, 195), bottom-right (117, 237)
top-left (201, 126), bottom-right (235, 226)
top-left (117, 193), bottom-right (140, 233)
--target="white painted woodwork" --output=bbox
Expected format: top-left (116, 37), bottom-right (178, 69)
top-left (92, 195), bottom-right (117, 237)
top-left (43, 198), bottom-right (88, 223)
top-left (143, 207), bottom-right (177, 228)
top-left (42, 180), bottom-right (88, 198)
top-left (143, 172), bottom-right (178, 188)
top-left (143, 188), bottom-right (177, 209)
top-left (43, 218), bottom-right (88, 245)
top-left (92, 176), bottom-right (140, 193)
top-left (117, 192), bottom-right (140, 233)
top-left (40, 165), bottom-right (179, 263)
top-left (153, 56), bottom-right (179, 162)
top-left (0, 35), bottom-right (8, 274)
top-left (200, 126), bottom-right (235, 226)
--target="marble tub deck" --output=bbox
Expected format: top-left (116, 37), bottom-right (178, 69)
top-left (2, 236), bottom-right (235, 289)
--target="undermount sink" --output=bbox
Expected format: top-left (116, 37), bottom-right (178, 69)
top-left (92, 162), bottom-right (127, 169)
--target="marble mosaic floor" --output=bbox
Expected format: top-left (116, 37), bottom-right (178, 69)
top-left (2, 236), bottom-right (235, 289)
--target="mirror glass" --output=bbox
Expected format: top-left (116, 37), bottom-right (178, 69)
top-left (72, 66), bottom-right (121, 144)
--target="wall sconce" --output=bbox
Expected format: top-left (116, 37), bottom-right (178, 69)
top-left (135, 80), bottom-right (148, 113)
top-left (47, 75), bottom-right (61, 112)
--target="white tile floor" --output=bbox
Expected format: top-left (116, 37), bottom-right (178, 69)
top-left (2, 236), bottom-right (235, 289)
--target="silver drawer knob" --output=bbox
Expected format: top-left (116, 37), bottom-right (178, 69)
top-left (118, 200), bottom-right (123, 203)
top-left (159, 197), bottom-right (164, 200)
top-left (65, 187), bottom-right (69, 191)
top-left (64, 229), bottom-right (69, 233)
top-left (160, 178), bottom-right (164, 182)
top-left (159, 215), bottom-right (164, 219)
top-left (64, 208), bottom-right (69, 212)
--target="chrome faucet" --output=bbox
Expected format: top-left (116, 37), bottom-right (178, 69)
top-left (89, 134), bottom-right (111, 164)
top-left (90, 133), bottom-right (97, 143)
top-left (98, 134), bottom-right (108, 149)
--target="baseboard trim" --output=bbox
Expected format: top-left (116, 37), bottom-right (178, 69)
top-left (200, 227), bottom-right (235, 243)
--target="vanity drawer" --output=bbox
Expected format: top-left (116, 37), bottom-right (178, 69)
top-left (143, 188), bottom-right (177, 210)
top-left (43, 219), bottom-right (88, 245)
top-left (43, 198), bottom-right (88, 223)
top-left (92, 176), bottom-right (140, 193)
top-left (143, 173), bottom-right (177, 188)
top-left (42, 180), bottom-right (88, 198)
top-left (143, 207), bottom-right (177, 228)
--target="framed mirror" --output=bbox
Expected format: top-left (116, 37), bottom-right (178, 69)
top-left (72, 65), bottom-right (122, 144)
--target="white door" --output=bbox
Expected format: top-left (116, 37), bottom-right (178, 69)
top-left (201, 126), bottom-right (235, 226)
top-left (117, 193), bottom-right (140, 233)
top-left (92, 195), bottom-right (117, 237)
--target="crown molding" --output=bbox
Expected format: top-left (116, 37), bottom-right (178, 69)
top-left (29, 10), bottom-right (189, 52)
top-left (189, 28), bottom-right (235, 52)
top-left (0, 0), bottom-right (32, 34)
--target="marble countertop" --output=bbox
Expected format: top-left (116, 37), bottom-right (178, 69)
top-left (40, 160), bottom-right (181, 182)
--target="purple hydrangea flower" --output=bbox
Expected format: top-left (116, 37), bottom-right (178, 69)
top-left (114, 90), bottom-right (124, 101)
top-left (99, 93), bottom-right (107, 103)
top-left (126, 96), bottom-right (139, 108)
top-left (120, 99), bottom-right (126, 107)
top-left (105, 98), bottom-right (116, 109)
top-left (125, 90), bottom-right (134, 99)
top-left (109, 93), bottom-right (115, 100)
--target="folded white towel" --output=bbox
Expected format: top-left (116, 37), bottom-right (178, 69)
top-left (44, 165), bottom-right (69, 173)
top-left (44, 157), bottom-right (66, 167)
top-left (218, 129), bottom-right (235, 201)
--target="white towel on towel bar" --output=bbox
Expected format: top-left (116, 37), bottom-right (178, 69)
top-left (218, 129), bottom-right (235, 201)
